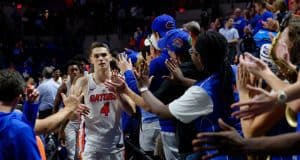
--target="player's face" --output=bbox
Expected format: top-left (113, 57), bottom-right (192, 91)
top-left (68, 65), bottom-right (80, 80)
top-left (90, 47), bottom-right (111, 71)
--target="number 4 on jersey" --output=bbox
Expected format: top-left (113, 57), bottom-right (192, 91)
top-left (100, 102), bottom-right (110, 116)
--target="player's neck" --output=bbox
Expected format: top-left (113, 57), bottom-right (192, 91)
top-left (94, 69), bottom-right (111, 84)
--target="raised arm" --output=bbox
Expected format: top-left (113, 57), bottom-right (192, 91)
top-left (105, 69), bottom-right (172, 119)
top-left (232, 54), bottom-right (300, 119)
top-left (35, 93), bottom-right (88, 134)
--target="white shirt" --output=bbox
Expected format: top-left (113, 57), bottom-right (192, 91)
top-left (169, 86), bottom-right (213, 124)
top-left (219, 27), bottom-right (239, 42)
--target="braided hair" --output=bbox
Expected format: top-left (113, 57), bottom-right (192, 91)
top-left (195, 31), bottom-right (235, 108)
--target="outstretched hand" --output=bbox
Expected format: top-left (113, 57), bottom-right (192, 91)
top-left (118, 53), bottom-right (133, 74)
top-left (239, 53), bottom-right (269, 79)
top-left (231, 85), bottom-right (278, 119)
top-left (61, 93), bottom-right (89, 118)
top-left (134, 60), bottom-right (153, 89)
top-left (104, 70), bottom-right (127, 94)
top-left (192, 119), bottom-right (246, 160)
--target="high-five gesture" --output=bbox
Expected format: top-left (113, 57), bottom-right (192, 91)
top-left (135, 61), bottom-right (153, 89)
top-left (231, 85), bottom-right (278, 119)
top-left (61, 93), bottom-right (89, 118)
top-left (239, 53), bottom-right (270, 79)
top-left (105, 70), bottom-right (127, 93)
top-left (118, 53), bottom-right (133, 74)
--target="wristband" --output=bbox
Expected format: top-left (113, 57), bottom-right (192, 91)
top-left (139, 86), bottom-right (148, 93)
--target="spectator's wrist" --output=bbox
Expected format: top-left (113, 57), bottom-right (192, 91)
top-left (139, 86), bottom-right (148, 94)
top-left (276, 90), bottom-right (287, 106)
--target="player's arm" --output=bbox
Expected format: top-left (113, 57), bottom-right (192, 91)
top-left (53, 83), bottom-right (67, 113)
top-left (35, 92), bottom-right (87, 134)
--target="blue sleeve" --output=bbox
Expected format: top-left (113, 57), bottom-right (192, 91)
top-left (241, 19), bottom-right (247, 30)
top-left (263, 11), bottom-right (273, 21)
top-left (22, 101), bottom-right (39, 129)
top-left (122, 70), bottom-right (141, 133)
top-left (149, 59), bottom-right (158, 77)
top-left (124, 70), bottom-right (140, 94)
top-left (14, 126), bottom-right (41, 160)
top-left (148, 56), bottom-right (170, 92)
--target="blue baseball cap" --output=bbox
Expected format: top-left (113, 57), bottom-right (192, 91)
top-left (124, 49), bottom-right (139, 65)
top-left (158, 29), bottom-right (191, 54)
top-left (151, 14), bottom-right (176, 37)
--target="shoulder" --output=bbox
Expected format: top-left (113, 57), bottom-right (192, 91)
top-left (263, 11), bottom-right (273, 18)
top-left (8, 118), bottom-right (33, 136)
top-left (186, 86), bottom-right (208, 95)
top-left (266, 11), bottom-right (273, 16)
top-left (57, 82), bottom-right (67, 92)
top-left (173, 86), bottom-right (211, 102)
top-left (74, 76), bottom-right (88, 86)
top-left (168, 86), bottom-right (213, 123)
top-left (149, 57), bottom-right (161, 65)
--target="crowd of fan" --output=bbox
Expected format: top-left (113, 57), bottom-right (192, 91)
top-left (2, 0), bottom-right (300, 160)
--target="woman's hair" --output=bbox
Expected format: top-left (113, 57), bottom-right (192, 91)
top-left (273, 0), bottom-right (287, 12)
top-left (288, 24), bottom-right (300, 65)
top-left (195, 31), bottom-right (235, 107)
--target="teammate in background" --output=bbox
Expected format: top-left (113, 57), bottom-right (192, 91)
top-left (52, 59), bottom-right (82, 160)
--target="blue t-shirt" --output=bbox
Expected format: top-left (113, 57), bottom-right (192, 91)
top-left (252, 11), bottom-right (273, 35)
top-left (234, 16), bottom-right (247, 37)
top-left (0, 111), bottom-right (40, 160)
top-left (253, 29), bottom-right (277, 49)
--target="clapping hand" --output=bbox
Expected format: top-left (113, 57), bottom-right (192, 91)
top-left (163, 58), bottom-right (184, 84)
top-left (239, 53), bottom-right (269, 79)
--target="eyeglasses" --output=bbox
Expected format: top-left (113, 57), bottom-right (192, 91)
top-left (188, 48), bottom-right (198, 55)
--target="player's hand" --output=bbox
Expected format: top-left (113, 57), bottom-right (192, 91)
top-left (105, 70), bottom-right (128, 93)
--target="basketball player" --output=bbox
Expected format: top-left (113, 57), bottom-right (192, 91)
top-left (72, 42), bottom-right (135, 160)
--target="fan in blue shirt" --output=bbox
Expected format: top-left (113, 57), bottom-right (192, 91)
top-left (0, 69), bottom-right (40, 160)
